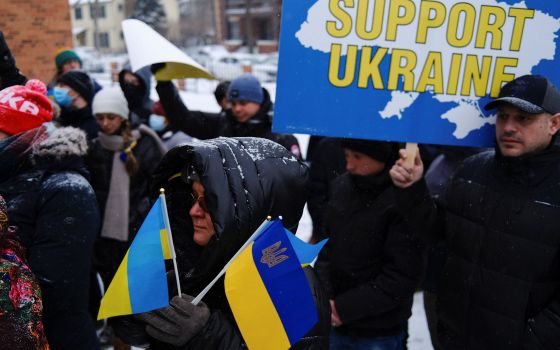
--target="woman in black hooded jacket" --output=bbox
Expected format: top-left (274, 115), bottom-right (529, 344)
top-left (116, 137), bottom-right (330, 349)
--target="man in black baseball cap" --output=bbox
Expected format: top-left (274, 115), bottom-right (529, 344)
top-left (484, 74), bottom-right (560, 157)
top-left (485, 75), bottom-right (560, 115)
top-left (388, 74), bottom-right (560, 349)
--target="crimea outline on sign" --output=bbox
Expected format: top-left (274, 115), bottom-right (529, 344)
top-left (273, 0), bottom-right (560, 147)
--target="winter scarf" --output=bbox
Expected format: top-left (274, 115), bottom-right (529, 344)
top-left (97, 130), bottom-right (140, 242)
top-left (98, 125), bottom-right (166, 242)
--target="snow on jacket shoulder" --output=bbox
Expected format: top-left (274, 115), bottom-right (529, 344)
top-left (146, 137), bottom-right (330, 350)
top-left (0, 125), bottom-right (100, 350)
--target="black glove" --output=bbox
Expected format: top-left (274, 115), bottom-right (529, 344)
top-left (137, 294), bottom-right (210, 347)
top-left (151, 62), bottom-right (166, 75)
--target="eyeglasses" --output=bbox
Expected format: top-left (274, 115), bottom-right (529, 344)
top-left (189, 191), bottom-right (209, 212)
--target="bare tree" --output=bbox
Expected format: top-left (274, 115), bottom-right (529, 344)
top-left (180, 0), bottom-right (217, 46)
top-left (131, 0), bottom-right (167, 34)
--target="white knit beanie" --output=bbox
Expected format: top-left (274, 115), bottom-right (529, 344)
top-left (92, 87), bottom-right (130, 119)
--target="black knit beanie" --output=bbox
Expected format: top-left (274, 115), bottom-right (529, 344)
top-left (341, 138), bottom-right (397, 164)
top-left (58, 70), bottom-right (94, 105)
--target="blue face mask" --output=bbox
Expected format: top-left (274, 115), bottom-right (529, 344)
top-left (53, 87), bottom-right (73, 107)
top-left (149, 114), bottom-right (167, 132)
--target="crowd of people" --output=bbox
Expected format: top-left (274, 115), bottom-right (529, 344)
top-left (0, 29), bottom-right (560, 350)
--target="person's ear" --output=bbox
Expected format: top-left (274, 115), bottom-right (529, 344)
top-left (549, 113), bottom-right (560, 135)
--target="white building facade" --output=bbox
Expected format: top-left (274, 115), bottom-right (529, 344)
top-left (70, 0), bottom-right (127, 52)
top-left (69, 0), bottom-right (181, 53)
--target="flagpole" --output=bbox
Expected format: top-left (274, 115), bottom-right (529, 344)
top-left (159, 189), bottom-right (182, 298)
top-left (191, 216), bottom-right (273, 305)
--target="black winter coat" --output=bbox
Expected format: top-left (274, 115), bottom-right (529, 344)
top-left (397, 146), bottom-right (560, 350)
top-left (306, 137), bottom-right (346, 240)
top-left (315, 172), bottom-right (424, 337)
top-left (155, 81), bottom-right (301, 157)
top-left (0, 126), bottom-right (100, 350)
top-left (86, 127), bottom-right (165, 284)
top-left (57, 106), bottom-right (99, 141)
top-left (119, 137), bottom-right (330, 349)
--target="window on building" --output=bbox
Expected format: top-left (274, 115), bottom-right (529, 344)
top-left (226, 0), bottom-right (245, 9)
top-left (227, 20), bottom-right (241, 40)
top-left (256, 18), bottom-right (273, 40)
top-left (74, 7), bottom-right (83, 20)
top-left (90, 4), bottom-right (106, 19)
top-left (98, 32), bottom-right (110, 48)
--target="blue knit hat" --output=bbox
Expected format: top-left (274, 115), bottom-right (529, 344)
top-left (227, 74), bottom-right (264, 104)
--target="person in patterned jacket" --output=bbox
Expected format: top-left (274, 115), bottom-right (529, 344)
top-left (0, 194), bottom-right (49, 349)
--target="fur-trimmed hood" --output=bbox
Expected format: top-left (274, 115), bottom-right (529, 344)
top-left (33, 125), bottom-right (88, 160)
top-left (0, 123), bottom-right (89, 183)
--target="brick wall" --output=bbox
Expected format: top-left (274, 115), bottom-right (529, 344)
top-left (0, 0), bottom-right (73, 83)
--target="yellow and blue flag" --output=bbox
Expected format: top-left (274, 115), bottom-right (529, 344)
top-left (224, 219), bottom-right (325, 350)
top-left (97, 197), bottom-right (172, 320)
top-left (284, 228), bottom-right (328, 266)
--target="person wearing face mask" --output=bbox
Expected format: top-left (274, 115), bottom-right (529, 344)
top-left (119, 65), bottom-right (154, 126)
top-left (149, 101), bottom-right (195, 149)
top-left (53, 70), bottom-right (99, 140)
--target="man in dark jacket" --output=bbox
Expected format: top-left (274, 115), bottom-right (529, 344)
top-left (0, 81), bottom-right (100, 349)
top-left (315, 139), bottom-right (424, 349)
top-left (116, 137), bottom-right (330, 349)
top-left (390, 74), bottom-right (560, 349)
top-left (154, 70), bottom-right (302, 158)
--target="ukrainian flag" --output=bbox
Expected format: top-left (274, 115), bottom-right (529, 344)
top-left (224, 219), bottom-right (321, 350)
top-left (97, 197), bottom-right (172, 320)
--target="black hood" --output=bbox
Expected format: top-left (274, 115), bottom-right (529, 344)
top-left (152, 137), bottom-right (308, 297)
top-left (119, 65), bottom-right (153, 112)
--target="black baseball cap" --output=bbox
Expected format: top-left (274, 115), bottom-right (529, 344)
top-left (484, 75), bottom-right (560, 115)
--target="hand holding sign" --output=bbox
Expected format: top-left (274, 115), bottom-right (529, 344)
top-left (389, 147), bottom-right (423, 189)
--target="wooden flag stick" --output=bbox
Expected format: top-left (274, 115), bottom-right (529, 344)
top-left (405, 142), bottom-right (418, 168)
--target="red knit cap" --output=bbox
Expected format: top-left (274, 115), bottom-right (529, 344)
top-left (0, 80), bottom-right (53, 136)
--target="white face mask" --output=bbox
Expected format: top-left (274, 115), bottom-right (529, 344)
top-left (148, 114), bottom-right (167, 132)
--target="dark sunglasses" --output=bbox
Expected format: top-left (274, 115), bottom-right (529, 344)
top-left (189, 191), bottom-right (209, 212)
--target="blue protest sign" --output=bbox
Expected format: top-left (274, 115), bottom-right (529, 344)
top-left (273, 1), bottom-right (560, 147)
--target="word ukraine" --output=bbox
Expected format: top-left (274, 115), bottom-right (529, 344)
top-left (327, 0), bottom-right (535, 97)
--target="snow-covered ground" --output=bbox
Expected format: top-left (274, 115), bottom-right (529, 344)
top-left (91, 72), bottom-right (433, 350)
